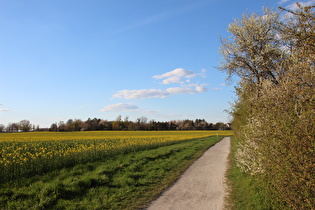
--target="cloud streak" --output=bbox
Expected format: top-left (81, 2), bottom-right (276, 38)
top-left (0, 104), bottom-right (12, 112)
top-left (100, 103), bottom-right (163, 117)
top-left (100, 103), bottom-right (139, 112)
top-left (0, 108), bottom-right (11, 111)
top-left (112, 86), bottom-right (207, 100)
top-left (167, 86), bottom-right (207, 94)
top-left (153, 68), bottom-right (197, 84)
top-left (113, 89), bottom-right (170, 100)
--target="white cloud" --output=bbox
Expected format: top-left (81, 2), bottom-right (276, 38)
top-left (153, 68), bottom-right (207, 85)
top-left (153, 68), bottom-right (196, 79)
top-left (153, 68), bottom-right (196, 84)
top-left (100, 103), bottom-right (139, 112)
top-left (113, 89), bottom-right (169, 100)
top-left (112, 85), bottom-right (208, 100)
top-left (196, 86), bottom-right (208, 92)
top-left (112, 68), bottom-right (209, 100)
top-left (161, 76), bottom-right (183, 84)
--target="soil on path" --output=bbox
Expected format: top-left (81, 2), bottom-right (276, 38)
top-left (146, 137), bottom-right (231, 210)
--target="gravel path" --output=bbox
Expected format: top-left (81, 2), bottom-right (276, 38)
top-left (146, 137), bottom-right (231, 210)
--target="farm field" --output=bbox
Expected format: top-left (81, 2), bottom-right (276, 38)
top-left (0, 131), bottom-right (232, 209)
top-left (0, 130), bottom-right (232, 182)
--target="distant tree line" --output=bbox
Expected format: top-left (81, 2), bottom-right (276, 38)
top-left (0, 120), bottom-right (35, 133)
top-left (0, 116), bottom-right (231, 133)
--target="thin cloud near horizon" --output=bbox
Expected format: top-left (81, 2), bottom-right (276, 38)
top-left (100, 103), bottom-right (139, 112)
top-left (100, 103), bottom-right (160, 116)
top-left (0, 104), bottom-right (12, 112)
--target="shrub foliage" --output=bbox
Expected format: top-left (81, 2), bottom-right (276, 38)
top-left (219, 4), bottom-right (314, 209)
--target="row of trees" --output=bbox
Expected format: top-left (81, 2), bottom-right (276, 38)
top-left (0, 120), bottom-right (34, 133)
top-left (219, 4), bottom-right (314, 209)
top-left (0, 116), bottom-right (231, 133)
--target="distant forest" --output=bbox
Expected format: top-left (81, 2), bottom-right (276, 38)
top-left (0, 116), bottom-right (231, 133)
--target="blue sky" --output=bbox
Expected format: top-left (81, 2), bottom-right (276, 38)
top-left (0, 0), bottom-right (312, 127)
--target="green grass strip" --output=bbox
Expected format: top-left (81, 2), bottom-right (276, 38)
top-left (0, 136), bottom-right (222, 210)
top-left (226, 137), bottom-right (281, 210)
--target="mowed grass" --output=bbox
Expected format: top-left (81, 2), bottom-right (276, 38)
top-left (0, 135), bottom-right (225, 209)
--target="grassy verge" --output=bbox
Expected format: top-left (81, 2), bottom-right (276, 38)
top-left (226, 137), bottom-right (276, 210)
top-left (0, 136), bottom-right (222, 209)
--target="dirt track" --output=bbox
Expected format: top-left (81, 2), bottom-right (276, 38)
top-left (147, 137), bottom-right (231, 210)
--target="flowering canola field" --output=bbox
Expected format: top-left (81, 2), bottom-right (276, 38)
top-left (0, 130), bottom-right (232, 181)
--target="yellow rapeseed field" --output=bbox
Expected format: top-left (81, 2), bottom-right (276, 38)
top-left (0, 130), bottom-right (233, 181)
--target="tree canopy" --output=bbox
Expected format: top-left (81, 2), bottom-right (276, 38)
top-left (219, 4), bottom-right (315, 209)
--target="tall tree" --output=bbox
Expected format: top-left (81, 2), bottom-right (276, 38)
top-left (19, 120), bottom-right (31, 132)
top-left (219, 5), bottom-right (315, 209)
top-left (50, 123), bottom-right (58, 132)
top-left (218, 8), bottom-right (286, 85)
top-left (0, 124), bottom-right (4, 132)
